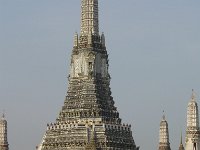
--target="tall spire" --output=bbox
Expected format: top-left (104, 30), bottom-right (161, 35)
top-left (185, 90), bottom-right (200, 150)
top-left (0, 113), bottom-right (9, 150)
top-left (81, 0), bottom-right (99, 35)
top-left (38, 0), bottom-right (139, 149)
top-left (158, 113), bottom-right (171, 150)
top-left (186, 90), bottom-right (199, 129)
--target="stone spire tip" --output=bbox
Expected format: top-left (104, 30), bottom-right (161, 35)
top-left (162, 110), bottom-right (165, 120)
top-left (191, 89), bottom-right (196, 101)
top-left (1, 110), bottom-right (5, 119)
top-left (180, 131), bottom-right (183, 144)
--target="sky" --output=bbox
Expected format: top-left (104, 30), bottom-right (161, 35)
top-left (0, 0), bottom-right (200, 150)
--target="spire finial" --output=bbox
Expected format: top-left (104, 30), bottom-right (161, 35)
top-left (101, 32), bottom-right (106, 47)
top-left (179, 131), bottom-right (185, 150)
top-left (162, 110), bottom-right (165, 120)
top-left (180, 131), bottom-right (183, 144)
top-left (2, 109), bottom-right (5, 119)
top-left (191, 89), bottom-right (196, 101)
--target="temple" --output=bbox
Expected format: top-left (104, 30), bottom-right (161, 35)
top-left (38, 0), bottom-right (139, 149)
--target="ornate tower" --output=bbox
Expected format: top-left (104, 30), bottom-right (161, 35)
top-left (38, 0), bottom-right (139, 149)
top-left (0, 114), bottom-right (9, 150)
top-left (158, 114), bottom-right (171, 150)
top-left (185, 90), bottom-right (200, 150)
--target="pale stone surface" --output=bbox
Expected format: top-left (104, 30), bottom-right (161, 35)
top-left (81, 0), bottom-right (99, 35)
top-left (185, 90), bottom-right (200, 150)
top-left (158, 115), bottom-right (171, 150)
top-left (38, 0), bottom-right (139, 150)
top-left (0, 114), bottom-right (9, 150)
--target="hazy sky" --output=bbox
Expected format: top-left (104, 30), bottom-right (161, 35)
top-left (0, 0), bottom-right (200, 150)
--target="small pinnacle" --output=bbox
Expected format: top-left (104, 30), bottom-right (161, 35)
top-left (162, 110), bottom-right (165, 120)
top-left (180, 132), bottom-right (183, 144)
top-left (2, 110), bottom-right (5, 119)
top-left (191, 89), bottom-right (196, 101)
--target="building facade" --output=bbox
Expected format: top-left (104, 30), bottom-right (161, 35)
top-left (38, 0), bottom-right (139, 149)
top-left (0, 114), bottom-right (9, 150)
top-left (158, 114), bottom-right (171, 150)
top-left (185, 90), bottom-right (200, 150)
